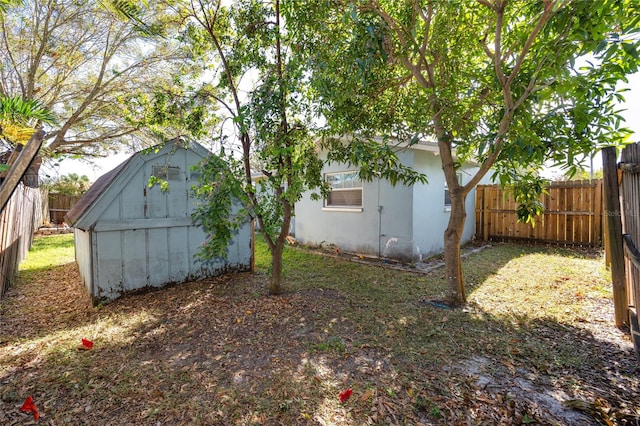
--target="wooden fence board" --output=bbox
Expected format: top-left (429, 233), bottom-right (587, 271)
top-left (475, 179), bottom-right (603, 246)
top-left (48, 193), bottom-right (82, 224)
top-left (617, 143), bottom-right (640, 361)
top-left (0, 184), bottom-right (43, 298)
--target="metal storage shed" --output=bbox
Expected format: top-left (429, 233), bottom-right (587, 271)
top-left (66, 139), bottom-right (253, 304)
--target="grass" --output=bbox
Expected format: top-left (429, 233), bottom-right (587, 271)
top-left (18, 233), bottom-right (74, 279)
top-left (1, 234), bottom-right (637, 425)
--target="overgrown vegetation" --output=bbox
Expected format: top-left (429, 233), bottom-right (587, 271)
top-left (0, 234), bottom-right (638, 424)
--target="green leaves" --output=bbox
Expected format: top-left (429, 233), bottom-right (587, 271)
top-left (0, 95), bottom-right (56, 144)
top-left (192, 153), bottom-right (248, 260)
top-left (41, 173), bottom-right (91, 196)
top-left (323, 135), bottom-right (427, 187)
top-left (0, 95), bottom-right (56, 126)
top-left (179, 0), bottom-right (329, 292)
top-left (510, 175), bottom-right (548, 226)
top-left (99, 0), bottom-right (164, 36)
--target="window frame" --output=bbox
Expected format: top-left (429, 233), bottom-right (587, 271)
top-left (444, 173), bottom-right (463, 212)
top-left (323, 170), bottom-right (363, 212)
top-left (152, 165), bottom-right (181, 181)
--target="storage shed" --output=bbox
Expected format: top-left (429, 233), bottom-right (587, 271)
top-left (66, 139), bottom-right (253, 304)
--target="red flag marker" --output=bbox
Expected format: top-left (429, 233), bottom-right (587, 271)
top-left (81, 338), bottom-right (94, 349)
top-left (20, 396), bottom-right (39, 420)
top-left (339, 388), bottom-right (352, 403)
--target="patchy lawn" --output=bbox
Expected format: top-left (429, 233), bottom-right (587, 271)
top-left (0, 235), bottom-right (638, 425)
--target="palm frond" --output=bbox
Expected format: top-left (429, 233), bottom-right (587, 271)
top-left (99, 0), bottom-right (164, 36)
top-left (0, 95), bottom-right (57, 126)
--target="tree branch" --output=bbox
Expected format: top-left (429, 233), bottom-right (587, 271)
top-left (505, 0), bottom-right (556, 88)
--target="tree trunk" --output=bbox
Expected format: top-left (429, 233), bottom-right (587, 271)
top-left (23, 155), bottom-right (42, 188)
top-left (270, 241), bottom-right (284, 295)
top-left (444, 188), bottom-right (467, 306)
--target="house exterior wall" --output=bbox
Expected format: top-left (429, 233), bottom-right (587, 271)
top-left (295, 147), bottom-right (489, 262)
top-left (295, 150), bottom-right (414, 260)
top-left (75, 143), bottom-right (252, 304)
top-left (411, 150), bottom-right (480, 259)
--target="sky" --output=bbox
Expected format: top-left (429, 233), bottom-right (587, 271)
top-left (48, 72), bottom-right (640, 183)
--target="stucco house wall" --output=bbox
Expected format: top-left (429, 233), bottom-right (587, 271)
top-left (295, 150), bottom-right (414, 258)
top-left (410, 150), bottom-right (479, 258)
top-left (295, 143), bottom-right (487, 262)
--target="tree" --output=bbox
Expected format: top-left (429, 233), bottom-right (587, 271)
top-left (173, 0), bottom-right (425, 295)
top-left (42, 173), bottom-right (91, 196)
top-left (0, 0), bottom-right (183, 165)
top-left (162, 0), bottom-right (325, 295)
top-left (294, 0), bottom-right (640, 306)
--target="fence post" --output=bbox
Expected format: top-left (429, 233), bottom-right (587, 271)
top-left (602, 146), bottom-right (628, 327)
top-left (0, 129), bottom-right (45, 212)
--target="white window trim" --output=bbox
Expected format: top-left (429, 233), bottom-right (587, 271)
top-left (444, 173), bottom-right (463, 212)
top-left (324, 170), bottom-right (363, 210)
top-left (322, 207), bottom-right (364, 213)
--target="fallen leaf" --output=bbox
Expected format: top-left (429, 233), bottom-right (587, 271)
top-left (20, 396), bottom-right (39, 421)
top-left (361, 388), bottom-right (374, 401)
top-left (339, 388), bottom-right (353, 403)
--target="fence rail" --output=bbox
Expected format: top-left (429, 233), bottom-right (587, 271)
top-left (0, 183), bottom-right (44, 298)
top-left (475, 179), bottom-right (603, 246)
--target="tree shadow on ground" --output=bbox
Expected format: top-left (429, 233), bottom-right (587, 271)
top-left (1, 242), bottom-right (638, 424)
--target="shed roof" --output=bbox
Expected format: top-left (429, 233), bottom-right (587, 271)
top-left (66, 158), bottom-right (130, 225)
top-left (66, 138), bottom-right (211, 229)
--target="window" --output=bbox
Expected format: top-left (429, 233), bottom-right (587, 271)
top-left (444, 173), bottom-right (463, 211)
top-left (324, 171), bottom-right (362, 209)
top-left (152, 165), bottom-right (181, 181)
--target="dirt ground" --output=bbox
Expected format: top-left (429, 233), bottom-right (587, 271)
top-left (1, 247), bottom-right (639, 425)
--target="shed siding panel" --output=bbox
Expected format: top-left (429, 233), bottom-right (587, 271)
top-left (168, 226), bottom-right (189, 281)
top-left (73, 141), bottom-right (253, 304)
top-left (187, 225), bottom-right (214, 275)
top-left (122, 229), bottom-right (148, 290)
top-left (74, 228), bottom-right (92, 295)
top-left (95, 231), bottom-right (123, 300)
top-left (233, 222), bottom-right (253, 266)
top-left (147, 228), bottom-right (170, 286)
top-left (167, 181), bottom-right (189, 218)
top-left (147, 185), bottom-right (168, 219)
top-left (100, 197), bottom-right (122, 221)
top-left (120, 170), bottom-right (145, 220)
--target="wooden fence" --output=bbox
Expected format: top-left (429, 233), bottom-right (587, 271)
top-left (475, 179), bottom-right (603, 246)
top-left (0, 183), bottom-right (44, 298)
top-left (48, 193), bottom-right (81, 224)
top-left (617, 144), bottom-right (640, 360)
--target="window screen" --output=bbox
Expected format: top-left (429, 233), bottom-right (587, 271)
top-left (325, 171), bottom-right (363, 208)
top-left (152, 165), bottom-right (181, 181)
